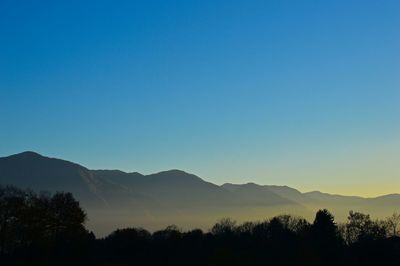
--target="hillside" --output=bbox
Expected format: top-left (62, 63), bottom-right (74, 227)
top-left (1, 151), bottom-right (399, 235)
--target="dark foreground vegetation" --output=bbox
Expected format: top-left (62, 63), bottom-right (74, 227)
top-left (1, 186), bottom-right (400, 266)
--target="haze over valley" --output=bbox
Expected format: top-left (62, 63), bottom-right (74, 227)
top-left (1, 151), bottom-right (398, 236)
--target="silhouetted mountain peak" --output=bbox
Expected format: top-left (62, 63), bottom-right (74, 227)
top-left (157, 169), bottom-right (191, 175)
top-left (2, 151), bottom-right (400, 236)
top-left (3, 151), bottom-right (85, 170)
top-left (0, 151), bottom-right (99, 199)
top-left (244, 182), bottom-right (262, 187)
top-left (148, 169), bottom-right (203, 182)
top-left (305, 190), bottom-right (324, 195)
top-left (9, 151), bottom-right (44, 159)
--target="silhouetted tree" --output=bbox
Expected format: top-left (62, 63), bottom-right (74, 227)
top-left (311, 209), bottom-right (343, 265)
top-left (345, 211), bottom-right (387, 243)
top-left (0, 186), bottom-right (31, 257)
top-left (0, 186), bottom-right (91, 266)
top-left (386, 212), bottom-right (400, 237)
top-left (312, 209), bottom-right (340, 241)
top-left (101, 227), bottom-right (151, 265)
top-left (273, 214), bottom-right (310, 235)
top-left (3, 185), bottom-right (400, 266)
top-left (210, 218), bottom-right (236, 236)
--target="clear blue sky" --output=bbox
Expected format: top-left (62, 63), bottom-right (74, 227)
top-left (1, 0), bottom-right (399, 196)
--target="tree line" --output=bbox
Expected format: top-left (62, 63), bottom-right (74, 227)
top-left (1, 185), bottom-right (400, 266)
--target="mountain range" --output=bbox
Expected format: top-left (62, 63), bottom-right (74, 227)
top-left (1, 151), bottom-right (399, 236)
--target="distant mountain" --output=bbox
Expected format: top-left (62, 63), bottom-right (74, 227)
top-left (0, 151), bottom-right (100, 201)
top-left (1, 151), bottom-right (399, 235)
top-left (221, 183), bottom-right (297, 206)
top-left (0, 151), bottom-right (148, 208)
top-left (0, 152), bottom-right (299, 209)
top-left (222, 182), bottom-right (400, 221)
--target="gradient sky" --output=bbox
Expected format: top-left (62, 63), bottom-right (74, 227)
top-left (1, 0), bottom-right (399, 197)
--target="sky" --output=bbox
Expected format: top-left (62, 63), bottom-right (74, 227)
top-left (1, 0), bottom-right (399, 197)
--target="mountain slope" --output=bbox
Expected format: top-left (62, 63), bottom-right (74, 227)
top-left (1, 151), bottom-right (399, 235)
top-left (221, 183), bottom-right (298, 206)
top-left (221, 182), bottom-right (400, 221)
top-left (0, 151), bottom-right (102, 202)
top-left (0, 152), bottom-right (297, 210)
top-left (0, 152), bottom-right (160, 209)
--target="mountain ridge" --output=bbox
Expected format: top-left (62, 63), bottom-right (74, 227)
top-left (3, 151), bottom-right (391, 199)
top-left (1, 151), bottom-right (399, 236)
